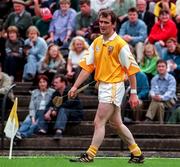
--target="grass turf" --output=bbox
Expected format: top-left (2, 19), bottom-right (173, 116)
top-left (0, 156), bottom-right (180, 167)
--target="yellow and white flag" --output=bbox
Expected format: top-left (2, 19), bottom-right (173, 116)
top-left (4, 98), bottom-right (19, 139)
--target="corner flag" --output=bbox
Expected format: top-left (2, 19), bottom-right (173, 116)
top-left (4, 97), bottom-right (19, 139)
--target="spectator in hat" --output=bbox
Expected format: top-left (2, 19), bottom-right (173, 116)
top-left (3, 0), bottom-right (33, 39)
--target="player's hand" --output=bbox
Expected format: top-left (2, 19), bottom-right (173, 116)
top-left (129, 94), bottom-right (139, 109)
top-left (68, 86), bottom-right (78, 99)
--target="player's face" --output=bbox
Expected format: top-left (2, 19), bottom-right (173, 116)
top-left (99, 15), bottom-right (115, 37)
top-left (157, 62), bottom-right (167, 75)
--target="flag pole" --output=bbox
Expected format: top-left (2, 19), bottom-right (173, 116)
top-left (9, 119), bottom-right (15, 160)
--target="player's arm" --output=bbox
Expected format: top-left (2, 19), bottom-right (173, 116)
top-left (68, 69), bottom-right (91, 98)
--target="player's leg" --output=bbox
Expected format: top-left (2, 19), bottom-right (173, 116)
top-left (109, 106), bottom-right (144, 163)
top-left (70, 102), bottom-right (114, 162)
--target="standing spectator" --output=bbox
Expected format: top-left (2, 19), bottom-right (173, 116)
top-left (155, 37), bottom-right (180, 82)
top-left (147, 9), bottom-right (177, 44)
top-left (4, 26), bottom-right (24, 82)
top-left (119, 7), bottom-right (147, 63)
top-left (15, 75), bottom-right (54, 139)
top-left (140, 43), bottom-right (159, 83)
top-left (39, 74), bottom-right (83, 139)
top-left (136, 0), bottom-right (155, 35)
top-left (47, 0), bottom-right (77, 48)
top-left (75, 0), bottom-right (97, 43)
top-left (145, 59), bottom-right (177, 124)
top-left (66, 36), bottom-right (89, 83)
top-left (23, 26), bottom-right (47, 81)
top-left (38, 44), bottom-right (66, 85)
top-left (3, 0), bottom-right (32, 39)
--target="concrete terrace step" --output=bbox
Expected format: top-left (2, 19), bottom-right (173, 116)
top-left (17, 108), bottom-right (96, 121)
top-left (1, 137), bottom-right (180, 151)
top-left (16, 95), bottom-right (98, 109)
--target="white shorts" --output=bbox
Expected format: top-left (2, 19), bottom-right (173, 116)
top-left (98, 82), bottom-right (125, 107)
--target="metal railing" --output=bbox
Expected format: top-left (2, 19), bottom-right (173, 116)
top-left (1, 84), bottom-right (16, 151)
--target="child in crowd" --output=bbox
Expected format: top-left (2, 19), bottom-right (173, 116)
top-left (38, 44), bottom-right (66, 85)
top-left (66, 36), bottom-right (89, 83)
top-left (4, 26), bottom-right (24, 81)
top-left (140, 43), bottom-right (159, 83)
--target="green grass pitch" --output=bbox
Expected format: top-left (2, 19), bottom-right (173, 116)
top-left (0, 156), bottom-right (180, 167)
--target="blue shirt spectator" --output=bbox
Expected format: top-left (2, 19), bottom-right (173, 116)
top-left (48, 0), bottom-right (77, 46)
top-left (150, 73), bottom-right (176, 101)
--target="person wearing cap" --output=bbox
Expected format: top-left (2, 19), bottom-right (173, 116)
top-left (47, 0), bottom-right (77, 48)
top-left (146, 9), bottom-right (177, 44)
top-left (3, 0), bottom-right (32, 39)
top-left (155, 37), bottom-right (180, 82)
top-left (33, 0), bottom-right (53, 40)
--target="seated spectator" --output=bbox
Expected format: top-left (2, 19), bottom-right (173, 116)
top-left (154, 0), bottom-right (176, 19)
top-left (0, 0), bottom-right (12, 22)
top-left (66, 36), bottom-right (89, 83)
top-left (4, 26), bottom-right (24, 82)
top-left (38, 44), bottom-right (66, 85)
top-left (119, 7), bottom-right (147, 63)
top-left (175, 0), bottom-right (180, 43)
top-left (23, 26), bottom-right (47, 81)
top-left (15, 75), bottom-right (54, 139)
top-left (90, 0), bottom-right (115, 13)
top-left (136, 0), bottom-right (155, 35)
top-left (3, 0), bottom-right (33, 39)
top-left (0, 26), bottom-right (6, 66)
top-left (140, 43), bottom-right (159, 83)
top-left (47, 0), bottom-right (77, 48)
top-left (38, 74), bottom-right (83, 139)
top-left (145, 59), bottom-right (177, 124)
top-left (155, 37), bottom-right (180, 82)
top-left (33, 0), bottom-right (53, 40)
top-left (147, 9), bottom-right (177, 44)
top-left (111, 0), bottom-right (136, 30)
top-left (0, 63), bottom-right (14, 119)
top-left (123, 71), bottom-right (149, 122)
top-left (168, 105), bottom-right (180, 124)
top-left (75, 0), bottom-right (97, 43)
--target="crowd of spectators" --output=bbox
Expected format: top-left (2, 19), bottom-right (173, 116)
top-left (0, 0), bottom-right (180, 140)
